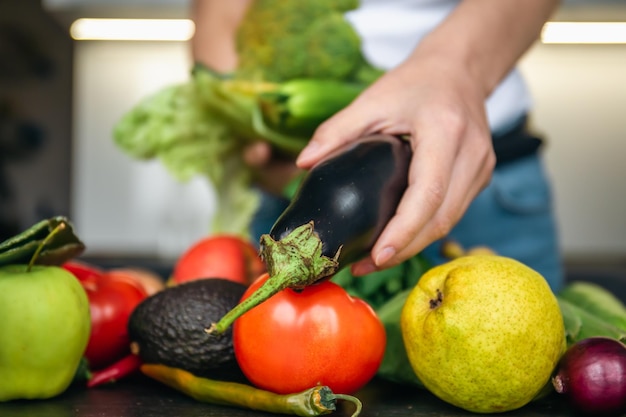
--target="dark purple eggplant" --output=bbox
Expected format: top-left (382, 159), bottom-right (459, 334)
top-left (268, 134), bottom-right (411, 267)
top-left (207, 134), bottom-right (411, 334)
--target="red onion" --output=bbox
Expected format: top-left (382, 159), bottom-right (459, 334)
top-left (552, 337), bottom-right (626, 416)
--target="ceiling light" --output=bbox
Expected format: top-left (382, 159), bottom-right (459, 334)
top-left (542, 21), bottom-right (626, 44)
top-left (70, 18), bottom-right (195, 41)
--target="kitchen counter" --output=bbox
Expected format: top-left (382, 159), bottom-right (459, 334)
top-left (0, 374), bottom-right (574, 417)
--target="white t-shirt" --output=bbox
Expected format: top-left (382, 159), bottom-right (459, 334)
top-left (345, 0), bottom-right (531, 134)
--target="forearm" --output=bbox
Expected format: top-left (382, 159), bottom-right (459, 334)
top-left (190, 0), bottom-right (252, 72)
top-left (411, 0), bottom-right (560, 98)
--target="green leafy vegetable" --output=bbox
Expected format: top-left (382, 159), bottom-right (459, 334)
top-left (112, 0), bottom-right (384, 236)
top-left (0, 216), bottom-right (85, 267)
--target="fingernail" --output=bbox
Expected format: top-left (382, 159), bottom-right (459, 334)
top-left (296, 142), bottom-right (319, 165)
top-left (375, 246), bottom-right (396, 267)
top-left (351, 260), bottom-right (378, 276)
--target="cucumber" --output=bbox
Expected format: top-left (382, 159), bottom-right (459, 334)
top-left (258, 79), bottom-right (366, 136)
top-left (558, 281), bottom-right (626, 331)
top-left (557, 297), bottom-right (626, 345)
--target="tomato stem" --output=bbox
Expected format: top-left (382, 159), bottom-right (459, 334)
top-left (207, 221), bottom-right (339, 334)
top-left (27, 222), bottom-right (66, 272)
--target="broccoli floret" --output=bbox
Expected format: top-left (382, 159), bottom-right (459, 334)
top-left (235, 0), bottom-right (382, 83)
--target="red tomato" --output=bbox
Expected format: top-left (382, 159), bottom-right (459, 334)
top-left (63, 261), bottom-right (148, 370)
top-left (171, 235), bottom-right (265, 286)
top-left (82, 271), bottom-right (147, 370)
top-left (233, 273), bottom-right (386, 394)
top-left (108, 268), bottom-right (165, 296)
top-left (63, 260), bottom-right (102, 284)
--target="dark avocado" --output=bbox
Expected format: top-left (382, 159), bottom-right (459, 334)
top-left (128, 278), bottom-right (247, 381)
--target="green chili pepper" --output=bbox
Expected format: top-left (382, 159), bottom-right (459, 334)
top-left (141, 364), bottom-right (362, 417)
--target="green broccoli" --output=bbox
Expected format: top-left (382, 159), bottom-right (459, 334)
top-left (235, 0), bottom-right (383, 83)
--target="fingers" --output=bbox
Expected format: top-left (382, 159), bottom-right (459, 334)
top-left (295, 95), bottom-right (380, 169)
top-left (243, 141), bottom-right (272, 167)
top-left (351, 119), bottom-right (495, 276)
top-left (380, 140), bottom-right (494, 267)
top-left (243, 141), bottom-right (302, 195)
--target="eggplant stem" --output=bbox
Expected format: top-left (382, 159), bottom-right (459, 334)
top-left (206, 222), bottom-right (339, 335)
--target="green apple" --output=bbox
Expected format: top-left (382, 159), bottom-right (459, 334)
top-left (0, 264), bottom-right (91, 401)
top-left (401, 255), bottom-right (565, 413)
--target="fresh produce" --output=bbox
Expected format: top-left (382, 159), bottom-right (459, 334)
top-left (257, 79), bottom-right (365, 136)
top-left (63, 260), bottom-right (149, 371)
top-left (268, 134), bottom-right (410, 267)
top-left (552, 337), bottom-right (626, 416)
top-left (112, 1), bottom-right (384, 237)
top-left (558, 298), bottom-right (626, 345)
top-left (107, 267), bottom-right (165, 296)
top-left (0, 222), bottom-right (91, 401)
top-left (170, 234), bottom-right (265, 286)
top-left (62, 259), bottom-right (102, 281)
top-left (63, 261), bottom-right (165, 296)
top-left (141, 363), bottom-right (363, 417)
top-left (128, 279), bottom-right (247, 382)
top-left (401, 255), bottom-right (566, 413)
top-left (332, 253), bottom-right (431, 311)
top-left (0, 216), bottom-right (85, 267)
top-left (234, 0), bottom-right (381, 83)
top-left (209, 134), bottom-right (411, 334)
top-left (86, 353), bottom-right (143, 388)
top-left (233, 273), bottom-right (386, 395)
top-left (559, 281), bottom-right (626, 331)
top-left (375, 289), bottom-right (423, 387)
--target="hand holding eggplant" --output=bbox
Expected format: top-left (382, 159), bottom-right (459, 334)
top-left (208, 134), bottom-right (410, 334)
top-left (296, 54), bottom-right (496, 276)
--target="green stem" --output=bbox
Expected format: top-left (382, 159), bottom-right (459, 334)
top-left (206, 222), bottom-right (339, 334)
top-left (333, 394), bottom-right (363, 417)
top-left (26, 222), bottom-right (66, 272)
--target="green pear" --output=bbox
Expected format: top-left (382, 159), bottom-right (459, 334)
top-left (0, 265), bottom-right (91, 401)
top-left (401, 255), bottom-right (565, 413)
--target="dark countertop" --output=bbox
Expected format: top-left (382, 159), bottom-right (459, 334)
top-left (0, 374), bottom-right (574, 417)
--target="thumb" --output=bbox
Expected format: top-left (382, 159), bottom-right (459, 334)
top-left (295, 102), bottom-right (374, 169)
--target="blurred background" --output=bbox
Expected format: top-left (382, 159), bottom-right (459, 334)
top-left (2, 0), bottom-right (625, 279)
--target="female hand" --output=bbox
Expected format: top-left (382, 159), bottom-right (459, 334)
top-left (296, 52), bottom-right (496, 276)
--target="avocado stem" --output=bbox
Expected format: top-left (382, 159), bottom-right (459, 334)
top-left (207, 222), bottom-right (339, 335)
top-left (27, 222), bottom-right (66, 272)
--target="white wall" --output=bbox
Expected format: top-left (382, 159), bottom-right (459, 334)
top-left (520, 43), bottom-right (626, 258)
top-left (72, 41), bottom-right (216, 259)
top-left (72, 39), bottom-right (626, 260)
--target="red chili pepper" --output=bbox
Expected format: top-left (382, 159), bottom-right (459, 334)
top-left (87, 354), bottom-right (142, 388)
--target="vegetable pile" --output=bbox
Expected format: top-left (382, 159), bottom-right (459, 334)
top-left (112, 0), bottom-right (384, 237)
top-left (2, 216), bottom-right (626, 417)
top-left (5, 1), bottom-right (626, 415)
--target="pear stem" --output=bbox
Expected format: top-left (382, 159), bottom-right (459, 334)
top-left (206, 221), bottom-right (339, 335)
top-left (27, 222), bottom-right (66, 272)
